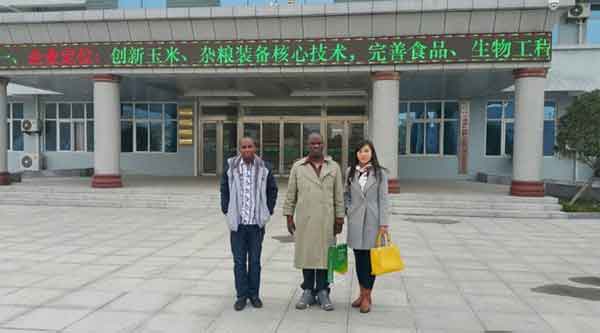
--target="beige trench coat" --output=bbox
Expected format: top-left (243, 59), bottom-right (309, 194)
top-left (283, 156), bottom-right (345, 269)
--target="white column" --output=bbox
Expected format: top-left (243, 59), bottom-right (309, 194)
top-left (0, 78), bottom-right (9, 185)
top-left (92, 75), bottom-right (122, 188)
top-left (510, 68), bottom-right (547, 197)
top-left (371, 72), bottom-right (400, 193)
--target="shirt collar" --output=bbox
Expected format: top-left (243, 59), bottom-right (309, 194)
top-left (301, 155), bottom-right (331, 165)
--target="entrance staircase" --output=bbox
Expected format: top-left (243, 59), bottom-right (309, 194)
top-left (0, 177), bottom-right (567, 219)
top-left (389, 193), bottom-right (566, 219)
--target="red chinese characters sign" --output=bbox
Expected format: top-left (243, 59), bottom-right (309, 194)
top-left (0, 32), bottom-right (551, 70)
top-left (26, 47), bottom-right (101, 67)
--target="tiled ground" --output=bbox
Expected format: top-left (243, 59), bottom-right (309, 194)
top-left (0, 205), bottom-right (599, 332)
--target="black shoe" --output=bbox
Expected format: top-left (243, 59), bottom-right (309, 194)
top-left (250, 296), bottom-right (263, 308)
top-left (234, 297), bottom-right (247, 311)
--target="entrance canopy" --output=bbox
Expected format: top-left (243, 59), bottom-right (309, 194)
top-left (9, 69), bottom-right (516, 101)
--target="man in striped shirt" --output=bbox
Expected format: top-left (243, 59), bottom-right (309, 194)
top-left (220, 136), bottom-right (278, 311)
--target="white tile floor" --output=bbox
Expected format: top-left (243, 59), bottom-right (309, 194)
top-left (0, 204), bottom-right (599, 332)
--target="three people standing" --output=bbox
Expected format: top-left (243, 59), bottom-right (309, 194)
top-left (221, 133), bottom-right (390, 314)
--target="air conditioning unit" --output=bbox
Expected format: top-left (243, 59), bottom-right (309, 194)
top-left (21, 119), bottom-right (40, 133)
top-left (19, 153), bottom-right (42, 171)
top-left (568, 3), bottom-right (591, 19)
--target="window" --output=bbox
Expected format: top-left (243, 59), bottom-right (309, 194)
top-left (543, 101), bottom-right (557, 156)
top-left (118, 0), bottom-right (166, 8)
top-left (44, 103), bottom-right (94, 152)
top-left (121, 102), bottom-right (178, 153)
top-left (485, 100), bottom-right (557, 157)
top-left (485, 101), bottom-right (513, 156)
top-left (6, 103), bottom-right (24, 152)
top-left (552, 23), bottom-right (559, 45)
top-left (588, 5), bottom-right (600, 44)
top-left (398, 101), bottom-right (459, 156)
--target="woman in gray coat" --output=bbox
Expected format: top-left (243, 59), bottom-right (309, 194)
top-left (344, 140), bottom-right (389, 314)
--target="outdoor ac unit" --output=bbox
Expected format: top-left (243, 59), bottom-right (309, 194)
top-left (568, 3), bottom-right (591, 19)
top-left (21, 119), bottom-right (40, 133)
top-left (19, 153), bottom-right (41, 171)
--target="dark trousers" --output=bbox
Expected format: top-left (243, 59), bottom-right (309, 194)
top-left (230, 224), bottom-right (265, 299)
top-left (354, 249), bottom-right (376, 290)
top-left (301, 269), bottom-right (329, 294)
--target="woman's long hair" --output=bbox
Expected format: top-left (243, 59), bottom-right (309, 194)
top-left (347, 140), bottom-right (386, 186)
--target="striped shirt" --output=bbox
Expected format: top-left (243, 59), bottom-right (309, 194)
top-left (239, 161), bottom-right (257, 225)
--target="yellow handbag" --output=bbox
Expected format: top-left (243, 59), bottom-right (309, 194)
top-left (370, 231), bottom-right (405, 276)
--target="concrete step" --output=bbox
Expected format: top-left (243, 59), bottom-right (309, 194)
top-left (392, 208), bottom-right (568, 219)
top-left (0, 187), bottom-right (567, 219)
top-left (390, 201), bottom-right (562, 212)
top-left (391, 194), bottom-right (559, 204)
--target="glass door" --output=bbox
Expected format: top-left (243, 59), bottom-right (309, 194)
top-left (222, 122), bottom-right (238, 171)
top-left (202, 122), bottom-right (217, 174)
top-left (284, 123), bottom-right (301, 173)
top-left (348, 122), bottom-right (366, 166)
top-left (327, 122), bottom-right (344, 167)
top-left (262, 123), bottom-right (280, 174)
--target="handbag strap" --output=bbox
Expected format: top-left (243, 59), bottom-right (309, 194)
top-left (375, 231), bottom-right (391, 247)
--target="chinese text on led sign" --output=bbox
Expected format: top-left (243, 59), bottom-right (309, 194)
top-left (0, 32), bottom-right (551, 69)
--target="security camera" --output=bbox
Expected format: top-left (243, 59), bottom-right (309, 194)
top-left (549, 0), bottom-right (560, 11)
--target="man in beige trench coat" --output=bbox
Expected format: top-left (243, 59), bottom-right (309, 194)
top-left (283, 132), bottom-right (345, 311)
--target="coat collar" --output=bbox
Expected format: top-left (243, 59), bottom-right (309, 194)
top-left (231, 154), bottom-right (264, 171)
top-left (299, 155), bottom-right (335, 186)
top-left (350, 169), bottom-right (378, 196)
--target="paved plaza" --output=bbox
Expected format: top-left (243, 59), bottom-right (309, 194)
top-left (0, 204), bottom-right (599, 333)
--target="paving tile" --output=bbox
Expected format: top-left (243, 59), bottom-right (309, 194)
top-left (276, 319), bottom-right (347, 333)
top-left (448, 269), bottom-right (500, 282)
top-left (2, 200), bottom-right (600, 333)
top-left (348, 326), bottom-right (415, 333)
top-left (63, 310), bottom-right (149, 333)
top-left (409, 291), bottom-right (471, 310)
top-left (207, 317), bottom-right (279, 333)
top-left (476, 311), bottom-right (555, 332)
top-left (541, 313), bottom-right (600, 332)
top-left (455, 280), bottom-right (515, 296)
top-left (0, 289), bottom-right (15, 297)
top-left (413, 308), bottom-right (484, 331)
top-left (0, 306), bottom-right (31, 323)
top-left (348, 305), bottom-right (415, 329)
top-left (522, 295), bottom-right (594, 315)
top-left (0, 329), bottom-right (58, 333)
top-left (33, 275), bottom-right (95, 290)
top-left (48, 290), bottom-right (123, 309)
top-left (6, 307), bottom-right (92, 331)
top-left (465, 294), bottom-right (535, 314)
top-left (0, 273), bottom-right (49, 288)
top-left (86, 277), bottom-right (145, 292)
top-left (162, 295), bottom-right (226, 317)
top-left (132, 313), bottom-right (213, 333)
top-left (0, 288), bottom-right (65, 307)
top-left (135, 278), bottom-right (195, 294)
top-left (105, 292), bottom-right (176, 312)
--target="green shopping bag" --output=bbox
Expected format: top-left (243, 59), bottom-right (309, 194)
top-left (327, 243), bottom-right (348, 283)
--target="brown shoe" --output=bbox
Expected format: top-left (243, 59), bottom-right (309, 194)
top-left (360, 289), bottom-right (371, 313)
top-left (351, 285), bottom-right (364, 308)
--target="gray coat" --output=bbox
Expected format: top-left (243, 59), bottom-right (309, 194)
top-left (222, 155), bottom-right (272, 232)
top-left (344, 169), bottom-right (389, 250)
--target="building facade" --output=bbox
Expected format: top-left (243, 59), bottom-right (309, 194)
top-left (1, 0), bottom-right (599, 196)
